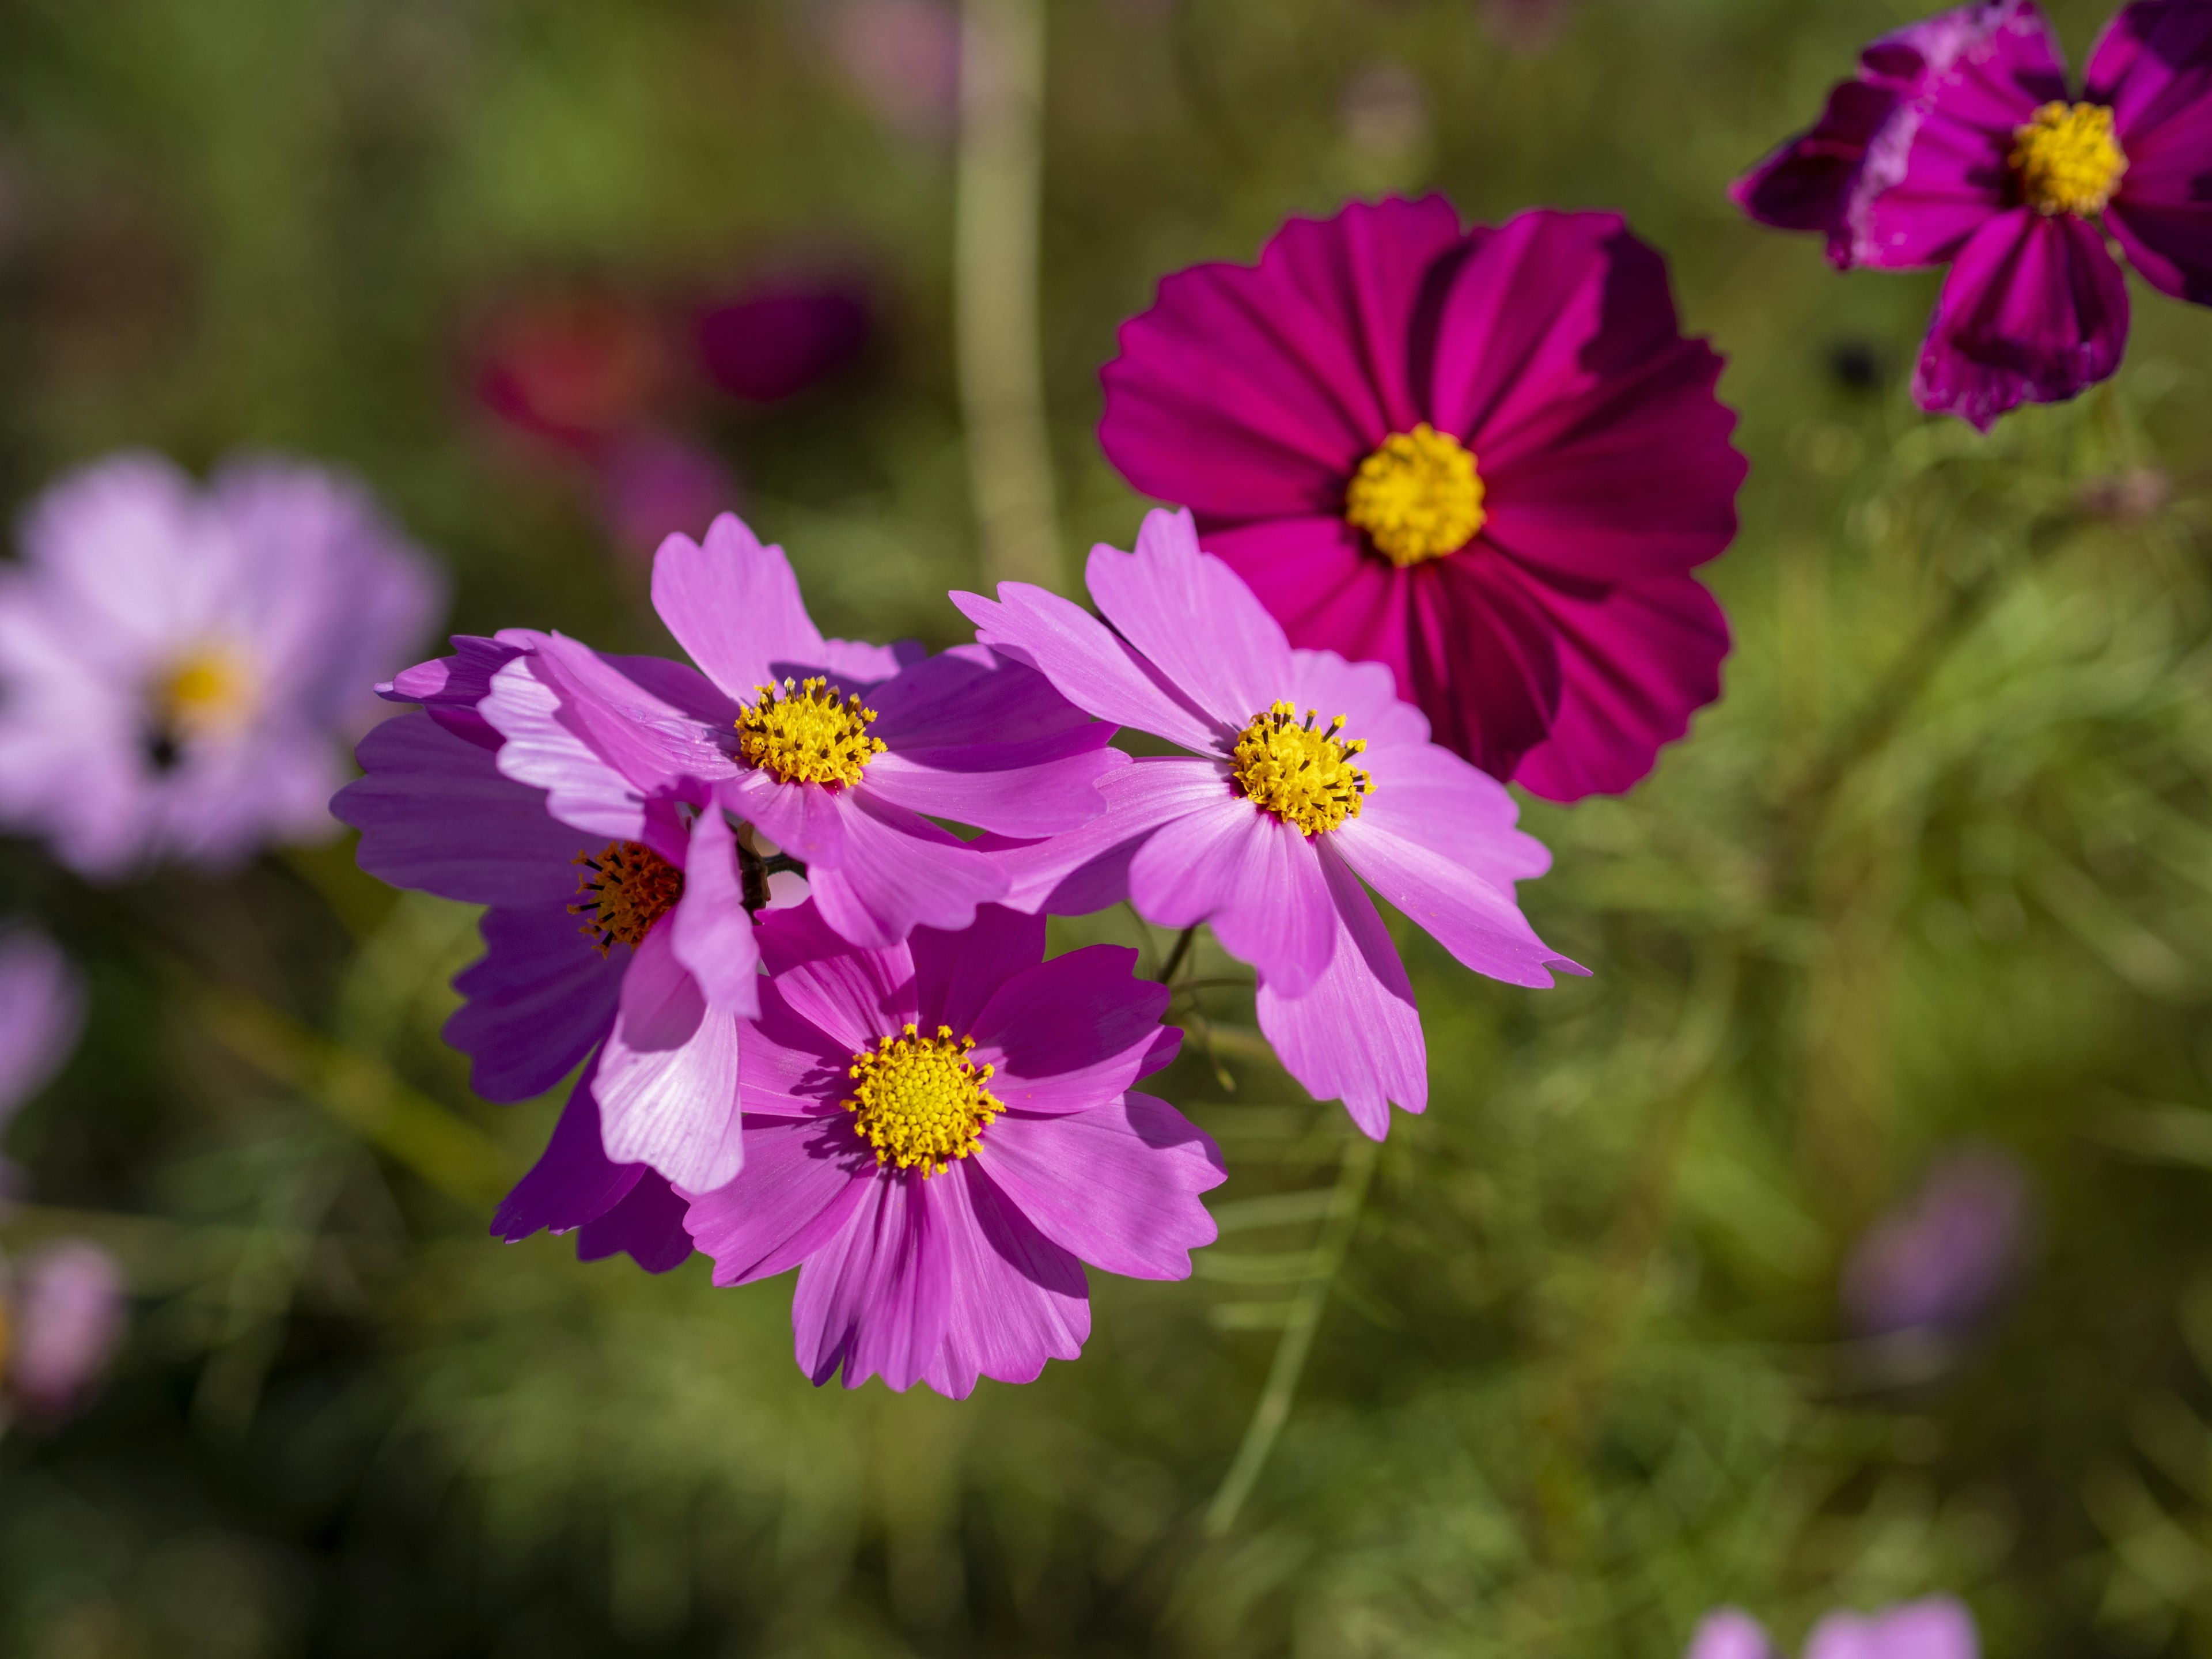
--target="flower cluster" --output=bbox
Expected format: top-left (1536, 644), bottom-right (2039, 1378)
top-left (1733, 0), bottom-right (2212, 429)
top-left (1688, 1598), bottom-right (1978, 1659)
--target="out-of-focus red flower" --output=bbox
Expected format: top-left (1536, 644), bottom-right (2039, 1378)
top-left (695, 281), bottom-right (872, 404)
top-left (471, 290), bottom-right (669, 452)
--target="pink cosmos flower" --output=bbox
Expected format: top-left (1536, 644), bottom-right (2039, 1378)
top-left (684, 901), bottom-right (1222, 1397)
top-left (0, 926), bottom-right (81, 1128)
top-left (953, 508), bottom-right (1581, 1137)
top-left (1732, 0), bottom-right (2212, 430)
top-left (1687, 1598), bottom-right (1978, 1659)
top-left (0, 453), bottom-right (443, 877)
top-left (5, 1240), bottom-right (128, 1424)
top-left (1097, 198), bottom-right (1744, 801)
top-left (335, 512), bottom-right (1117, 1222)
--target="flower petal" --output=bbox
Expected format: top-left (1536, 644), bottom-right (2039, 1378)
top-left (649, 512), bottom-right (835, 704)
top-left (966, 945), bottom-right (1176, 1112)
top-left (686, 1113), bottom-right (870, 1285)
top-left (755, 902), bottom-right (916, 1052)
top-left (669, 804), bottom-right (762, 1016)
top-left (1404, 556), bottom-right (1560, 786)
top-left (483, 653), bottom-right (654, 843)
top-left (2096, 0), bottom-right (2212, 304)
top-left (446, 901), bottom-right (625, 1104)
top-left (804, 790), bottom-right (1008, 949)
top-left (921, 1162), bottom-right (1089, 1399)
top-left (1803, 1598), bottom-right (1979, 1659)
top-left (489, 1053), bottom-right (643, 1240)
top-left (978, 756), bottom-right (1227, 917)
top-left (793, 1171), bottom-right (951, 1391)
top-left (1127, 793), bottom-right (1338, 998)
top-left (575, 1173), bottom-right (694, 1273)
top-left (593, 921), bottom-right (747, 1191)
top-left (911, 904), bottom-right (1048, 1037)
top-left (1684, 1609), bottom-right (1778, 1659)
top-left (1334, 812), bottom-right (1578, 989)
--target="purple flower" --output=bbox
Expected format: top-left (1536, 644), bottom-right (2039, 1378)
top-left (1687, 1599), bottom-right (1979, 1659)
top-left (953, 508), bottom-right (1581, 1137)
top-left (1842, 1147), bottom-right (2033, 1340)
top-left (684, 901), bottom-right (1222, 1397)
top-left (0, 926), bottom-right (81, 1130)
top-left (1098, 199), bottom-right (1744, 801)
top-left (5, 1240), bottom-right (127, 1423)
top-left (0, 453), bottom-right (444, 878)
top-left (1732, 0), bottom-right (2212, 430)
top-left (335, 513), bottom-right (1117, 1223)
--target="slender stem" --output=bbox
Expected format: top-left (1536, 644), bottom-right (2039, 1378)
top-left (1204, 1134), bottom-right (1379, 1537)
top-left (1158, 924), bottom-right (1199, 987)
top-left (956, 0), bottom-right (1061, 590)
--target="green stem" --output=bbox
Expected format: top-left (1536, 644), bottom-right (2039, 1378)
top-left (1158, 924), bottom-right (1199, 987)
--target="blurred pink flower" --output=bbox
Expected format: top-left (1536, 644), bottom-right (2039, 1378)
top-left (818, 0), bottom-right (961, 139)
top-left (1843, 1146), bottom-right (2034, 1340)
top-left (596, 431), bottom-right (741, 561)
top-left (7, 1240), bottom-right (127, 1423)
top-left (0, 926), bottom-right (81, 1127)
top-left (1688, 1598), bottom-right (1979, 1659)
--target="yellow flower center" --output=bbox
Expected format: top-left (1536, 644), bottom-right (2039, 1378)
top-left (1232, 700), bottom-right (1372, 837)
top-left (2011, 101), bottom-right (2126, 216)
top-left (152, 648), bottom-right (252, 735)
top-left (845, 1023), bottom-right (1003, 1176)
top-left (736, 676), bottom-right (885, 788)
top-left (570, 840), bottom-right (685, 955)
top-left (1344, 423), bottom-right (1486, 568)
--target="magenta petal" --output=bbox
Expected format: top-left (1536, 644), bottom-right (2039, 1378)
top-left (1128, 795), bottom-right (1339, 998)
top-left (1404, 556), bottom-right (1560, 790)
top-left (755, 902), bottom-right (916, 1052)
top-left (688, 1115), bottom-right (870, 1284)
top-left (1503, 570), bottom-right (1732, 803)
top-left (805, 791), bottom-right (1007, 949)
top-left (669, 805), bottom-right (762, 1017)
top-left (921, 1162), bottom-right (1089, 1399)
top-left (594, 922), bottom-right (746, 1191)
top-left (975, 1093), bottom-right (1224, 1279)
top-left (911, 904), bottom-right (1048, 1036)
top-left (484, 653), bottom-right (652, 843)
top-left (980, 756), bottom-right (1229, 917)
top-left (1914, 207), bottom-right (2131, 430)
top-left (446, 902), bottom-right (625, 1103)
top-left (1731, 78), bottom-right (1906, 253)
top-left (722, 771), bottom-right (850, 866)
top-left (738, 990), bottom-right (854, 1117)
top-left (1255, 847), bottom-right (1425, 1138)
top-left (862, 744), bottom-right (1119, 838)
top-left (649, 512), bottom-right (832, 703)
top-left (575, 1173), bottom-right (694, 1273)
top-left (793, 1172), bottom-right (950, 1391)
top-left (490, 1054), bottom-right (644, 1240)
top-left (1334, 816), bottom-right (1577, 990)
top-left (1685, 1610), bottom-right (1778, 1659)
top-left (865, 644), bottom-right (1099, 746)
top-left (1358, 732), bottom-right (1551, 890)
top-left (1207, 517), bottom-right (1407, 685)
top-left (2096, 1), bottom-right (2212, 304)
top-left (338, 713), bottom-right (584, 907)
top-left (967, 946), bottom-right (1175, 1112)
top-left (1084, 509), bottom-right (1297, 730)
top-left (1803, 1598), bottom-right (1979, 1659)
top-left (529, 632), bottom-right (738, 795)
top-left (952, 582), bottom-right (1223, 754)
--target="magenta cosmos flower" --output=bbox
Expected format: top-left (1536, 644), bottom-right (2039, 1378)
top-left (1097, 198), bottom-right (1744, 801)
top-left (684, 900), bottom-right (1222, 1396)
top-left (953, 508), bottom-right (1581, 1137)
top-left (1688, 1599), bottom-right (1978, 1659)
top-left (335, 512), bottom-right (1116, 1217)
top-left (1733, 0), bottom-right (2212, 430)
top-left (0, 453), bottom-right (443, 877)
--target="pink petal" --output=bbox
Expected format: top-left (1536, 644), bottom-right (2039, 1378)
top-left (687, 1113), bottom-right (870, 1285)
top-left (861, 742), bottom-right (1120, 838)
top-left (594, 922), bottom-right (746, 1191)
top-left (1280, 643), bottom-right (1434, 757)
top-left (1334, 813), bottom-right (1577, 990)
top-left (1804, 1598), bottom-right (1979, 1659)
top-left (1357, 730), bottom-right (1551, 889)
top-left (921, 1162), bottom-right (1089, 1399)
top-left (1127, 793), bottom-right (1339, 998)
top-left (738, 987), bottom-right (856, 1117)
top-left (793, 1171), bottom-right (950, 1391)
top-left (483, 652), bottom-right (653, 844)
top-left (865, 643), bottom-right (1100, 747)
top-left (910, 904), bottom-right (1048, 1036)
top-left (446, 901), bottom-right (626, 1103)
top-left (528, 631), bottom-right (738, 794)
top-left (1914, 207), bottom-right (2131, 430)
top-left (669, 804), bottom-right (762, 1016)
top-left (1255, 847), bottom-right (1426, 1138)
top-left (755, 902), bottom-right (917, 1052)
top-left (974, 1093), bottom-right (1224, 1279)
top-left (804, 791), bottom-right (1008, 949)
top-left (980, 756), bottom-right (1229, 917)
top-left (721, 770), bottom-right (850, 866)
top-left (1684, 1609), bottom-right (1778, 1659)
top-left (966, 945), bottom-right (1176, 1112)
top-left (649, 512), bottom-right (833, 703)
top-left (1207, 517), bottom-right (1409, 685)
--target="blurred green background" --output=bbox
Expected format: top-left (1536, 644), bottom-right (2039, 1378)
top-left (6, 0), bottom-right (2212, 1653)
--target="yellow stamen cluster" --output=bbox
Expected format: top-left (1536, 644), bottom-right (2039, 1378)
top-left (2011, 100), bottom-right (2126, 217)
top-left (152, 648), bottom-right (252, 735)
top-left (1232, 700), bottom-right (1372, 836)
top-left (736, 677), bottom-right (885, 787)
top-left (1344, 422), bottom-right (1486, 568)
top-left (570, 840), bottom-right (685, 954)
top-left (845, 1023), bottom-right (1003, 1176)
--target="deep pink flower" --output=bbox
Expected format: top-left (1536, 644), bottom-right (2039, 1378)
top-left (6, 1240), bottom-right (127, 1423)
top-left (1687, 1599), bottom-right (1979, 1659)
top-left (955, 509), bottom-right (1581, 1137)
top-left (1098, 198), bottom-right (1743, 801)
top-left (0, 453), bottom-right (444, 877)
top-left (335, 513), bottom-right (1117, 1224)
top-left (685, 901), bottom-right (1222, 1397)
top-left (1733, 0), bottom-right (2212, 430)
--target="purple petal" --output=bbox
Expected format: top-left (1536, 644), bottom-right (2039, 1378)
top-left (865, 643), bottom-right (1099, 745)
top-left (921, 1162), bottom-right (1089, 1398)
top-left (7, 1241), bottom-right (127, 1421)
top-left (1804, 1599), bottom-right (1979, 1659)
top-left (575, 1173), bottom-right (695, 1273)
top-left (528, 631), bottom-right (738, 795)
top-left (338, 713), bottom-right (584, 907)
top-left (975, 1092), bottom-right (1224, 1279)
top-left (483, 653), bottom-right (654, 843)
top-left (1084, 509), bottom-right (1297, 730)
top-left (490, 1054), bottom-right (645, 1240)
top-left (1127, 794), bottom-right (1339, 998)
top-left (792, 1171), bottom-right (950, 1391)
top-left (2096, 1), bottom-right (2212, 304)
top-left (649, 512), bottom-right (838, 704)
top-left (1255, 847), bottom-right (1426, 1138)
top-left (1730, 78), bottom-right (1906, 255)
top-left (1684, 1609), bottom-right (1778, 1659)
top-left (377, 634), bottom-right (525, 749)
top-left (967, 946), bottom-right (1177, 1112)
top-left (594, 922), bottom-right (746, 1191)
top-left (1913, 207), bottom-right (2130, 430)
top-left (861, 742), bottom-right (1121, 838)
top-left (755, 901), bottom-right (917, 1052)
top-left (0, 926), bottom-right (82, 1124)
top-left (688, 1113), bottom-right (872, 1284)
top-left (804, 791), bottom-right (1008, 949)
top-left (1334, 812), bottom-right (1577, 989)
top-left (738, 987), bottom-right (857, 1116)
top-left (447, 902), bottom-right (626, 1104)
top-left (951, 582), bottom-right (1224, 754)
top-left (980, 756), bottom-right (1228, 917)
top-left (669, 804), bottom-right (762, 1017)
top-left (910, 904), bottom-right (1048, 1036)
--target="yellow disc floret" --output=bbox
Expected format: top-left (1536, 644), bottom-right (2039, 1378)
top-left (570, 840), bottom-right (685, 954)
top-left (152, 647), bottom-right (252, 735)
top-left (2012, 101), bottom-right (2126, 217)
top-left (737, 676), bottom-right (885, 787)
top-left (1344, 423), bottom-right (1486, 568)
top-left (1232, 700), bottom-right (1372, 836)
top-left (845, 1023), bottom-right (1004, 1176)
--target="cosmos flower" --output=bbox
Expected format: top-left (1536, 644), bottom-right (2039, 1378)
top-left (955, 508), bottom-right (1580, 1137)
top-left (4, 1240), bottom-right (128, 1425)
top-left (0, 925), bottom-right (82, 1131)
top-left (0, 453), bottom-right (443, 878)
top-left (1097, 198), bottom-right (1744, 801)
top-left (1687, 1598), bottom-right (1978, 1659)
top-left (684, 901), bottom-right (1222, 1397)
top-left (1842, 1146), bottom-right (2033, 1341)
top-left (695, 278), bottom-right (871, 403)
top-left (1732, 0), bottom-right (2212, 429)
top-left (336, 512), bottom-right (1118, 1206)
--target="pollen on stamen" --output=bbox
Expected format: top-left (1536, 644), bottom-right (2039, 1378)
top-left (736, 676), bottom-right (887, 787)
top-left (1231, 700), bottom-right (1372, 836)
top-left (1344, 423), bottom-right (1486, 567)
top-left (569, 840), bottom-right (685, 955)
top-left (844, 1021), bottom-right (1003, 1177)
top-left (2011, 100), bottom-right (2126, 217)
